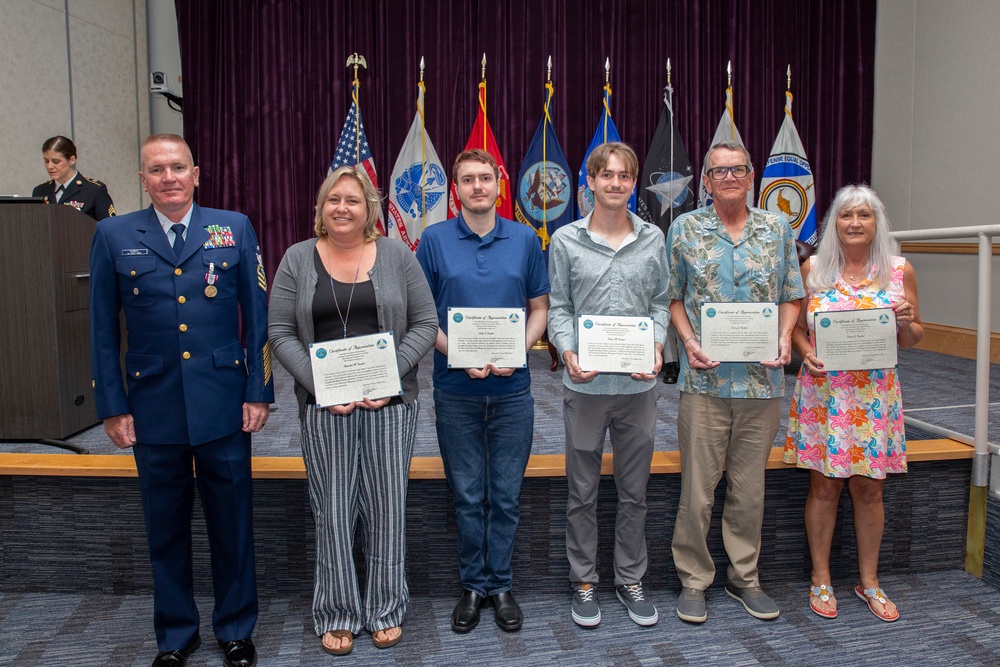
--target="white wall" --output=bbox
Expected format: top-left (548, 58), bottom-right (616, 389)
top-left (0, 0), bottom-right (150, 214)
top-left (873, 0), bottom-right (1000, 330)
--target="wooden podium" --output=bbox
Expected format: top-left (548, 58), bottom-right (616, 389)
top-left (0, 202), bottom-right (99, 440)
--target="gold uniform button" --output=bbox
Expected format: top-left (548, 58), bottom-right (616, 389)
top-left (130, 270), bottom-right (136, 276)
top-left (133, 287), bottom-right (139, 295)
top-left (222, 262), bottom-right (229, 268)
top-left (182, 351), bottom-right (191, 360)
top-left (134, 371), bottom-right (140, 377)
top-left (174, 268), bottom-right (182, 276)
top-left (179, 324), bottom-right (188, 332)
top-left (235, 360), bottom-right (240, 366)
top-left (178, 296), bottom-right (186, 304)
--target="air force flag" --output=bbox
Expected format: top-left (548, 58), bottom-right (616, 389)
top-left (577, 85), bottom-right (637, 218)
top-left (387, 82), bottom-right (448, 251)
top-left (758, 90), bottom-right (817, 244)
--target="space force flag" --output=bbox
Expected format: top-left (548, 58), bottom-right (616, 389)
top-left (387, 80), bottom-right (448, 251)
top-left (758, 89), bottom-right (817, 244)
top-left (330, 63), bottom-right (385, 233)
top-left (577, 82), bottom-right (637, 218)
top-left (449, 80), bottom-right (514, 219)
top-left (514, 81), bottom-right (573, 254)
top-left (639, 84), bottom-right (695, 233)
top-left (698, 85), bottom-right (752, 209)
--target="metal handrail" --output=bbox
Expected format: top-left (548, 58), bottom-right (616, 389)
top-left (891, 225), bottom-right (999, 490)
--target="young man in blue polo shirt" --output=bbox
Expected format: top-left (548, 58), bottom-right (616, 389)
top-left (416, 149), bottom-right (550, 634)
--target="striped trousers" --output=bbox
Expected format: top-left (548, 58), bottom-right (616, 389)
top-left (300, 400), bottom-right (418, 635)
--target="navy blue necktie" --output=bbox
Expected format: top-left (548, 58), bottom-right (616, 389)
top-left (171, 223), bottom-right (186, 259)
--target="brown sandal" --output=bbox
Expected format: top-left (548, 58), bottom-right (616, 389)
top-left (371, 626), bottom-right (402, 649)
top-left (321, 630), bottom-right (354, 655)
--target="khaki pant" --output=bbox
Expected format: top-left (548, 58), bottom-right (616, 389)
top-left (671, 392), bottom-right (780, 590)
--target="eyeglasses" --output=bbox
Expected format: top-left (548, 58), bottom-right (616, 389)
top-left (706, 165), bottom-right (751, 180)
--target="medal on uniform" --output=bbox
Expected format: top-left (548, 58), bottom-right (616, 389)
top-left (205, 262), bottom-right (218, 298)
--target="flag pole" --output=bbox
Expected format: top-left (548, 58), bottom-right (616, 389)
top-left (543, 56), bottom-right (553, 229)
top-left (346, 53), bottom-right (368, 163)
top-left (480, 53), bottom-right (488, 150)
top-left (603, 58), bottom-right (611, 143)
top-left (667, 58), bottom-right (676, 226)
top-left (726, 60), bottom-right (735, 142)
top-left (419, 57), bottom-right (427, 230)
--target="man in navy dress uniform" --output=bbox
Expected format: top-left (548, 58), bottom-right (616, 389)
top-left (89, 134), bottom-right (273, 667)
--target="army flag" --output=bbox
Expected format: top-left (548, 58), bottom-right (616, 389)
top-left (387, 81), bottom-right (448, 251)
top-left (758, 89), bottom-right (817, 244)
top-left (514, 82), bottom-right (573, 256)
top-left (577, 83), bottom-right (637, 218)
top-left (639, 84), bottom-right (695, 233)
top-left (698, 85), bottom-right (752, 208)
top-left (330, 78), bottom-right (384, 233)
top-left (449, 81), bottom-right (514, 219)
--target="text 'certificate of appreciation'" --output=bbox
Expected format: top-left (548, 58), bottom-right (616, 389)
top-left (700, 303), bottom-right (779, 362)
top-left (309, 332), bottom-right (401, 408)
top-left (577, 315), bottom-right (655, 374)
top-left (447, 307), bottom-right (527, 369)
top-left (813, 308), bottom-right (897, 372)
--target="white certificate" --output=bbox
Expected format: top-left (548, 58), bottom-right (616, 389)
top-left (309, 332), bottom-right (401, 407)
top-left (447, 307), bottom-right (527, 369)
top-left (700, 302), bottom-right (779, 362)
top-left (577, 315), bottom-right (655, 374)
top-left (813, 308), bottom-right (898, 372)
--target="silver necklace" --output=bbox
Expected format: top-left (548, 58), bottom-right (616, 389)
top-left (329, 243), bottom-right (365, 339)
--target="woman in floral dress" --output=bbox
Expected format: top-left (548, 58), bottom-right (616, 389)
top-left (784, 185), bottom-right (923, 622)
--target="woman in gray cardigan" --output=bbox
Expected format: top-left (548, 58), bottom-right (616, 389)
top-left (268, 167), bottom-right (436, 655)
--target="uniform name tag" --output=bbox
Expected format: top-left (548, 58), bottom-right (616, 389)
top-left (121, 249), bottom-right (149, 256)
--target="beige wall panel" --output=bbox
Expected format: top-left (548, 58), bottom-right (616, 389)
top-left (0, 0), bottom-right (73, 195)
top-left (35, 0), bottom-right (66, 12)
top-left (68, 0), bottom-right (136, 38)
top-left (134, 0), bottom-right (150, 209)
top-left (69, 15), bottom-right (142, 214)
top-left (874, 0), bottom-right (1000, 330)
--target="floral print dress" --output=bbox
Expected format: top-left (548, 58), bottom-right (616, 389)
top-left (783, 256), bottom-right (908, 478)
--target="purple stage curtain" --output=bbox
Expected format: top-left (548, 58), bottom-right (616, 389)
top-left (175, 0), bottom-right (875, 280)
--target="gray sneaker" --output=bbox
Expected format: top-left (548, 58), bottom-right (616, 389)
top-left (725, 583), bottom-right (780, 620)
top-left (571, 585), bottom-right (601, 627)
top-left (676, 587), bottom-right (707, 623)
top-left (616, 582), bottom-right (658, 626)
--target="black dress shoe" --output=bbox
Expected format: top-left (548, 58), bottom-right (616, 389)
top-left (491, 591), bottom-right (524, 631)
top-left (662, 361), bottom-right (679, 384)
top-left (151, 634), bottom-right (201, 667)
top-left (218, 638), bottom-right (257, 667)
top-left (452, 590), bottom-right (485, 633)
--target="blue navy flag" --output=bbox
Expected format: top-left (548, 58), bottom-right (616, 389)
top-left (330, 80), bottom-right (384, 232)
top-left (577, 84), bottom-right (637, 218)
top-left (758, 89), bottom-right (817, 244)
top-left (514, 82), bottom-right (573, 257)
top-left (639, 85), bottom-right (695, 234)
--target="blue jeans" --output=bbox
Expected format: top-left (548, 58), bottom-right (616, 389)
top-left (433, 386), bottom-right (534, 596)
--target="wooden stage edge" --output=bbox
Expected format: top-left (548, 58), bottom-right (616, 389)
top-left (0, 439), bottom-right (972, 480)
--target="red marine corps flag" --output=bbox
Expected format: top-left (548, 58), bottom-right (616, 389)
top-left (449, 54), bottom-right (514, 219)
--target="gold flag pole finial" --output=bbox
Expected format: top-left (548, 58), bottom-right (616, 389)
top-left (420, 56), bottom-right (425, 83)
top-left (547, 55), bottom-right (552, 82)
top-left (345, 53), bottom-right (368, 163)
top-left (727, 60), bottom-right (732, 88)
top-left (786, 64), bottom-right (791, 91)
top-left (667, 57), bottom-right (672, 87)
top-left (604, 57), bottom-right (610, 85)
top-left (481, 53), bottom-right (487, 82)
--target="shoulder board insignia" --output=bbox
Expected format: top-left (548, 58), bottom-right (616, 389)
top-left (84, 176), bottom-right (105, 186)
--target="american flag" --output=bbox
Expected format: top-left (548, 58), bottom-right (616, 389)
top-left (330, 93), bottom-right (385, 231)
